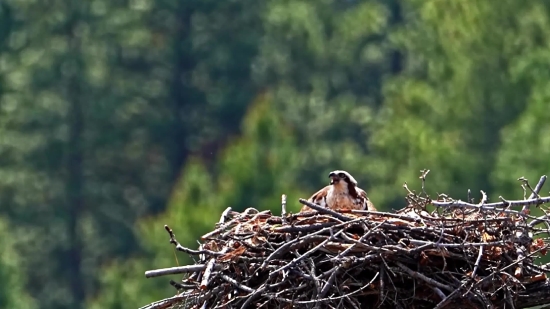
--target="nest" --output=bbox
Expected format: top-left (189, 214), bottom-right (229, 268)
top-left (142, 173), bottom-right (550, 309)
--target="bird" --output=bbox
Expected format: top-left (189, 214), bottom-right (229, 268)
top-left (301, 170), bottom-right (377, 212)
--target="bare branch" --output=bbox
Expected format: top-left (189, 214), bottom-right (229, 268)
top-left (145, 265), bottom-right (213, 278)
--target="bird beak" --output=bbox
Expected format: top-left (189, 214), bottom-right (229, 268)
top-left (329, 173), bottom-right (340, 185)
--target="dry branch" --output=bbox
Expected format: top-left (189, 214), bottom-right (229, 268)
top-left (141, 173), bottom-right (550, 309)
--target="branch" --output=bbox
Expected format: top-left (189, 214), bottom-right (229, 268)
top-left (164, 225), bottom-right (223, 256)
top-left (200, 258), bottom-right (217, 289)
top-left (145, 265), bottom-right (214, 278)
top-left (298, 198), bottom-right (353, 222)
top-left (431, 197), bottom-right (550, 217)
top-left (523, 175), bottom-right (547, 213)
top-left (395, 262), bottom-right (454, 292)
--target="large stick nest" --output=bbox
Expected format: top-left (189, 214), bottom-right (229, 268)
top-left (142, 172), bottom-right (550, 309)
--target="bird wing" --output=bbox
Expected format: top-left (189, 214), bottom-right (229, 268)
top-left (301, 186), bottom-right (329, 211)
top-left (356, 187), bottom-right (377, 211)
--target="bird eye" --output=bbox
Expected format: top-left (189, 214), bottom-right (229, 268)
top-left (338, 173), bottom-right (346, 178)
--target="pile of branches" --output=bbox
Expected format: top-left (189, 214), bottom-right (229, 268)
top-left (142, 172), bottom-right (550, 309)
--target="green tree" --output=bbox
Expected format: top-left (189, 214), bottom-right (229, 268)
top-left (251, 0), bottom-right (401, 204)
top-left (0, 217), bottom-right (37, 309)
top-left (0, 1), bottom-right (92, 307)
top-left (365, 0), bottom-right (533, 207)
top-left (0, 0), bottom-right (266, 307)
top-left (491, 1), bottom-right (550, 219)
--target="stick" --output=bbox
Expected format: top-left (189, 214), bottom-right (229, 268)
top-left (523, 175), bottom-right (547, 213)
top-left (432, 196), bottom-right (550, 210)
top-left (432, 287), bottom-right (446, 300)
top-left (240, 284), bottom-right (267, 309)
top-left (271, 272), bottom-right (380, 304)
top-left (165, 225), bottom-right (223, 256)
top-left (220, 274), bottom-right (254, 293)
top-left (273, 222), bottom-right (339, 233)
top-left (298, 198), bottom-right (353, 222)
top-left (218, 207), bottom-right (232, 224)
top-left (200, 258), bottom-right (216, 289)
top-left (319, 267), bottom-right (339, 299)
top-left (261, 219), bottom-right (363, 267)
top-left (465, 246), bottom-right (484, 295)
top-left (269, 230), bottom-right (343, 279)
top-left (350, 209), bottom-right (426, 221)
top-left (479, 190), bottom-right (488, 205)
top-left (145, 265), bottom-right (211, 278)
top-left (281, 194), bottom-right (287, 220)
top-left (395, 262), bottom-right (454, 292)
top-left (138, 295), bottom-right (187, 309)
top-left (528, 176), bottom-right (546, 199)
top-left (169, 280), bottom-right (196, 290)
top-left (469, 246), bottom-right (484, 282)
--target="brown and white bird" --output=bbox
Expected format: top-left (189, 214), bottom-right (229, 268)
top-left (301, 170), bottom-right (377, 212)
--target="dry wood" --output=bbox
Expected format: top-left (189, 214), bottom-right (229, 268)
top-left (142, 173), bottom-right (550, 309)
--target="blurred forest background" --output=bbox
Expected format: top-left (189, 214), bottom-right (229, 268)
top-left (1, 0), bottom-right (550, 308)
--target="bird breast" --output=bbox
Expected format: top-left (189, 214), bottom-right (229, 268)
top-left (327, 188), bottom-right (358, 210)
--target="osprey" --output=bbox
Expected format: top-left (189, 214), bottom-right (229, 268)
top-left (302, 170), bottom-right (377, 212)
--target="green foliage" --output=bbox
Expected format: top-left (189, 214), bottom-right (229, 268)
top-left (365, 0), bottom-right (541, 207)
top-left (492, 1), bottom-right (550, 196)
top-left (0, 0), bottom-right (264, 308)
top-left (0, 217), bottom-right (37, 309)
top-left (248, 0), bottom-right (400, 203)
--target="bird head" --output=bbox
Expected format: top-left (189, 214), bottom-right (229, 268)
top-left (328, 170), bottom-right (358, 188)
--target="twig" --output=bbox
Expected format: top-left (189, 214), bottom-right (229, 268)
top-left (319, 267), bottom-right (340, 299)
top-left (523, 175), bottom-right (547, 213)
top-left (529, 213), bottom-right (550, 227)
top-left (471, 245), bottom-right (484, 280)
top-left (436, 195), bottom-right (550, 209)
top-left (220, 274), bottom-right (254, 293)
top-left (270, 272), bottom-right (380, 304)
top-left (473, 245), bottom-right (549, 289)
top-left (269, 230), bottom-right (343, 279)
top-left (261, 219), bottom-right (362, 268)
top-left (240, 284), bottom-right (267, 309)
top-left (169, 280), bottom-right (196, 290)
top-left (138, 295), bottom-right (188, 309)
top-left (333, 221), bottom-right (385, 259)
top-left (350, 210), bottom-right (425, 222)
top-left (419, 169), bottom-right (430, 197)
top-left (165, 225), bottom-right (223, 256)
top-left (433, 288), bottom-right (461, 309)
top-left (432, 198), bottom-right (550, 217)
top-left (273, 222), bottom-right (339, 233)
top-left (432, 287), bottom-right (446, 300)
top-left (200, 258), bottom-right (217, 289)
top-left (281, 194), bottom-right (288, 220)
top-left (145, 265), bottom-right (212, 278)
top-left (408, 239), bottom-right (508, 248)
top-left (298, 198), bottom-right (353, 222)
top-left (218, 207), bottom-right (232, 224)
top-left (462, 245), bottom-right (485, 297)
top-left (306, 257), bottom-right (320, 298)
top-left (379, 263), bottom-right (385, 305)
top-left (394, 262), bottom-right (454, 292)
top-left (479, 190), bottom-right (488, 205)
